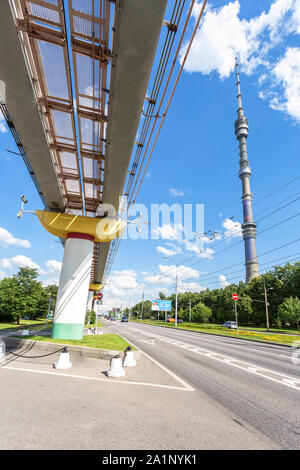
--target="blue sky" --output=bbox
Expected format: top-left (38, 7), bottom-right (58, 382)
top-left (1, 0), bottom-right (300, 311)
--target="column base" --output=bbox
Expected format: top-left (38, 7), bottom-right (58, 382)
top-left (52, 323), bottom-right (84, 340)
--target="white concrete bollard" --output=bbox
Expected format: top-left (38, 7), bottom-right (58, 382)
top-left (0, 340), bottom-right (5, 363)
top-left (123, 347), bottom-right (136, 367)
top-left (106, 355), bottom-right (125, 378)
top-left (53, 347), bottom-right (72, 369)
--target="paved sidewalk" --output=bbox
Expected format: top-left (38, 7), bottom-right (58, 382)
top-left (0, 342), bottom-right (278, 450)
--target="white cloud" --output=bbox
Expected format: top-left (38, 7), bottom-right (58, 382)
top-left (219, 274), bottom-right (229, 287)
top-left (178, 281), bottom-right (204, 293)
top-left (181, 1), bottom-right (251, 78)
top-left (0, 270), bottom-right (6, 280)
top-left (0, 255), bottom-right (57, 277)
top-left (46, 260), bottom-right (62, 273)
top-left (180, 0), bottom-right (300, 122)
top-left (169, 188), bottom-right (184, 197)
top-left (145, 264), bottom-right (200, 287)
top-left (99, 269), bottom-right (140, 312)
top-left (182, 0), bottom-right (296, 78)
top-left (292, 0), bottom-right (300, 33)
top-left (10, 255), bottom-right (45, 274)
top-left (153, 223), bottom-right (184, 240)
top-left (0, 258), bottom-right (13, 270)
top-left (271, 47), bottom-right (300, 122)
top-left (0, 115), bottom-right (7, 133)
top-left (222, 218), bottom-right (242, 239)
top-left (156, 243), bottom-right (182, 257)
top-left (0, 227), bottom-right (31, 248)
top-left (41, 278), bottom-right (59, 287)
top-left (182, 239), bottom-right (215, 259)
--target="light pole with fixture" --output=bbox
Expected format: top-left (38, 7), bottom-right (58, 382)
top-left (163, 255), bottom-right (179, 327)
top-left (175, 264), bottom-right (179, 328)
top-left (263, 277), bottom-right (273, 332)
top-left (140, 284), bottom-right (144, 320)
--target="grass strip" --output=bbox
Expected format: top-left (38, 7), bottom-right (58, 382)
top-left (11, 333), bottom-right (137, 351)
top-left (131, 320), bottom-right (296, 346)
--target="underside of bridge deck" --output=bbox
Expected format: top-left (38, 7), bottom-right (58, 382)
top-left (0, 0), bottom-right (167, 339)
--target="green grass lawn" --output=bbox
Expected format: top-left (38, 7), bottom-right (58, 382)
top-left (12, 333), bottom-right (136, 351)
top-left (131, 319), bottom-right (298, 346)
top-left (237, 325), bottom-right (300, 335)
top-left (1, 319), bottom-right (104, 331)
top-left (0, 319), bottom-right (49, 330)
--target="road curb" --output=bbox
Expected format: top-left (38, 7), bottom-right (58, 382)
top-left (4, 336), bottom-right (141, 360)
top-left (130, 322), bottom-right (292, 348)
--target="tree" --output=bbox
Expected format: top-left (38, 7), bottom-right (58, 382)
top-left (0, 268), bottom-right (46, 323)
top-left (43, 284), bottom-right (58, 313)
top-left (191, 302), bottom-right (212, 323)
top-left (158, 292), bottom-right (167, 300)
top-left (85, 310), bottom-right (96, 324)
top-left (0, 277), bottom-right (22, 323)
top-left (278, 297), bottom-right (300, 331)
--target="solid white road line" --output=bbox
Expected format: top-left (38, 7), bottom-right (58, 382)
top-left (115, 328), bottom-right (195, 392)
top-left (0, 365), bottom-right (193, 391)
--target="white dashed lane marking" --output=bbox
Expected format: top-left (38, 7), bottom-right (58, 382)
top-left (128, 326), bottom-right (300, 392)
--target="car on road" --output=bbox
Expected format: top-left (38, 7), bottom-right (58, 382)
top-left (110, 317), bottom-right (116, 321)
top-left (222, 321), bottom-right (237, 329)
top-left (121, 316), bottom-right (128, 322)
top-left (167, 318), bottom-right (184, 323)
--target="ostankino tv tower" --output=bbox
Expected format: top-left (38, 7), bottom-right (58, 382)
top-left (234, 58), bottom-right (259, 283)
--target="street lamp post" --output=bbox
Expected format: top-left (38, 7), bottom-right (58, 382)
top-left (162, 256), bottom-right (179, 327)
top-left (141, 285), bottom-right (144, 321)
top-left (263, 278), bottom-right (273, 332)
top-left (175, 264), bottom-right (178, 328)
top-left (45, 294), bottom-right (52, 329)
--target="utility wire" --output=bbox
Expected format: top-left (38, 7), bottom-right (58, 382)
top-left (103, 0), bottom-right (207, 280)
top-left (228, 175), bottom-right (300, 221)
top-left (192, 252), bottom-right (300, 284)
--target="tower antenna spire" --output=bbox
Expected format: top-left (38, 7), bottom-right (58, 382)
top-left (235, 56), bottom-right (243, 112)
top-left (234, 58), bottom-right (259, 283)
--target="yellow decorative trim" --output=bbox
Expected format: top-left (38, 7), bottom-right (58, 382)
top-left (89, 283), bottom-right (104, 291)
top-left (35, 210), bottom-right (126, 243)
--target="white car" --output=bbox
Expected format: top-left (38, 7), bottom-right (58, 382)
top-left (222, 321), bottom-right (237, 329)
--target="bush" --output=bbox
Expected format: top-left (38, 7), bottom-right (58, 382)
top-left (274, 317), bottom-right (282, 329)
top-left (192, 303), bottom-right (212, 323)
top-left (278, 297), bottom-right (300, 331)
top-left (85, 310), bottom-right (96, 324)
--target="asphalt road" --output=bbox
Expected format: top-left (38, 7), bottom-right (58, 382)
top-left (107, 320), bottom-right (300, 450)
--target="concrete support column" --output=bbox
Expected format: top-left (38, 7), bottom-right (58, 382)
top-left (52, 232), bottom-right (94, 340)
top-left (87, 290), bottom-right (93, 312)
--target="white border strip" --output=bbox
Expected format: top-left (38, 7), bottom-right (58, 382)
top-left (1, 365), bottom-right (193, 391)
top-left (113, 328), bottom-right (195, 392)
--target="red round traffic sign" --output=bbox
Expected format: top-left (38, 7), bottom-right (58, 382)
top-left (97, 293), bottom-right (103, 300)
top-left (232, 293), bottom-right (239, 300)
